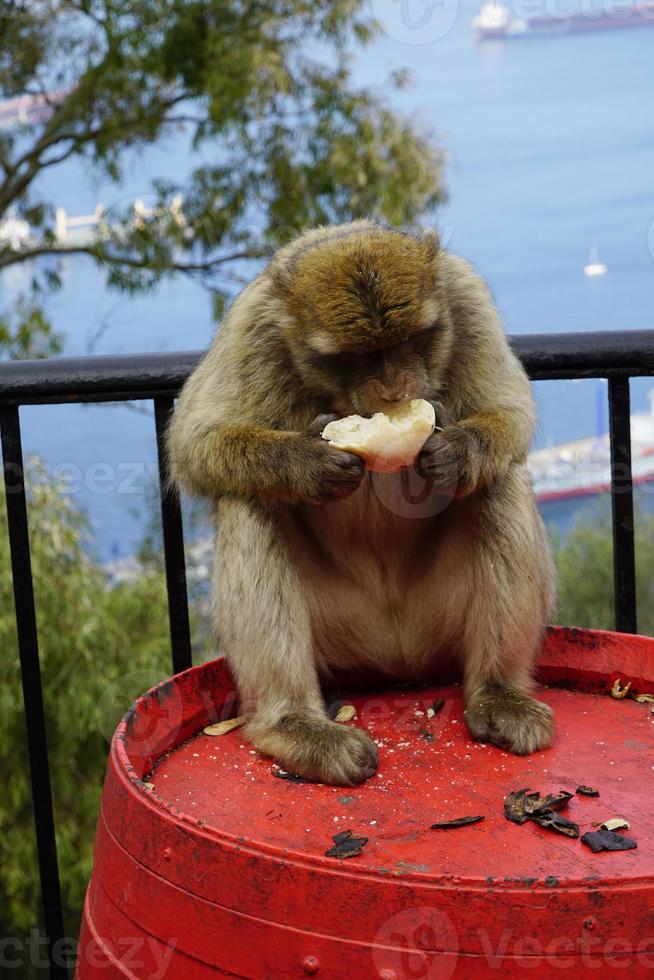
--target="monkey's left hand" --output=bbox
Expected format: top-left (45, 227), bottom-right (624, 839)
top-left (416, 425), bottom-right (481, 495)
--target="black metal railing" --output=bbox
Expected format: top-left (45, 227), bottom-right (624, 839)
top-left (1, 328), bottom-right (654, 978)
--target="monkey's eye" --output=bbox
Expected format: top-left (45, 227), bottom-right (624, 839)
top-left (398, 325), bottom-right (438, 357)
top-left (309, 350), bottom-right (362, 373)
top-left (381, 301), bottom-right (411, 314)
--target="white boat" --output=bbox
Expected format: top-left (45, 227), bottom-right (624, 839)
top-left (472, 2), bottom-right (518, 38)
top-left (584, 243), bottom-right (607, 278)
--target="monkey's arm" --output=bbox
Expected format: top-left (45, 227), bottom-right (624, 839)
top-left (419, 255), bottom-right (535, 495)
top-left (448, 403), bottom-right (531, 495)
top-left (168, 415), bottom-right (363, 503)
top-left (419, 402), bottom-right (531, 496)
top-left (166, 282), bottom-right (363, 503)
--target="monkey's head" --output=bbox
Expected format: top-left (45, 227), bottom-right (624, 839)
top-left (273, 225), bottom-right (451, 415)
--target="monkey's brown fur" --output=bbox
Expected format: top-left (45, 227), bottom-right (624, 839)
top-left (167, 221), bottom-right (556, 785)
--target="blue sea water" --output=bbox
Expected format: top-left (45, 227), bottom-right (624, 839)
top-left (2, 0), bottom-right (653, 558)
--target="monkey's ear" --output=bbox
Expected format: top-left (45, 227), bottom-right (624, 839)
top-left (269, 263), bottom-right (292, 296)
top-left (420, 230), bottom-right (440, 262)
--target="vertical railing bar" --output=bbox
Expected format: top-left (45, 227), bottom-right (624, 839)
top-left (0, 406), bottom-right (68, 980)
top-left (608, 376), bottom-right (637, 633)
top-left (154, 397), bottom-right (193, 673)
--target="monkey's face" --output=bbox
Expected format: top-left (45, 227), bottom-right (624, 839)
top-left (280, 229), bottom-right (447, 414)
top-left (298, 329), bottom-right (440, 416)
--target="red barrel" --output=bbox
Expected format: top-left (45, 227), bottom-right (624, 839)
top-left (76, 627), bottom-right (654, 978)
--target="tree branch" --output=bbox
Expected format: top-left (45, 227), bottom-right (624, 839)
top-left (0, 243), bottom-right (266, 273)
top-left (0, 93), bottom-right (189, 213)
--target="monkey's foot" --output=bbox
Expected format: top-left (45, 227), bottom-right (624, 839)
top-left (464, 688), bottom-right (554, 756)
top-left (250, 712), bottom-right (378, 786)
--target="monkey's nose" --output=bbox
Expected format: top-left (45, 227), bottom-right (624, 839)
top-left (368, 378), bottom-right (415, 410)
top-left (375, 370), bottom-right (415, 404)
top-left (378, 387), bottom-right (411, 404)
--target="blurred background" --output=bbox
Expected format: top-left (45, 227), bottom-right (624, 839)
top-left (1, 0), bottom-right (653, 967)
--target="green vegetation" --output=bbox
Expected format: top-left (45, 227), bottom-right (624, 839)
top-left (555, 505), bottom-right (654, 635)
top-left (0, 0), bottom-right (445, 355)
top-left (0, 466), bottom-right (173, 946)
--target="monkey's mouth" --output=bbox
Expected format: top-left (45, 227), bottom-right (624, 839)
top-left (353, 386), bottom-right (428, 419)
top-left (355, 400), bottom-right (419, 418)
top-left (349, 385), bottom-right (426, 418)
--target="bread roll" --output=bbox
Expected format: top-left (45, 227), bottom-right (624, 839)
top-left (321, 398), bottom-right (436, 473)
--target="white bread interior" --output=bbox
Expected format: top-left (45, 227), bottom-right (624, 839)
top-left (321, 399), bottom-right (436, 473)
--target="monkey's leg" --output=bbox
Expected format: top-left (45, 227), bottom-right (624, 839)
top-left (213, 499), bottom-right (378, 785)
top-left (460, 479), bottom-right (555, 756)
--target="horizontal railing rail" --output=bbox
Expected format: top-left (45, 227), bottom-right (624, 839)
top-left (1, 327), bottom-right (653, 978)
top-left (0, 350), bottom-right (202, 403)
top-left (0, 329), bottom-right (653, 406)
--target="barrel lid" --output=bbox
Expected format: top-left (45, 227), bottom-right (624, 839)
top-left (110, 626), bottom-right (654, 887)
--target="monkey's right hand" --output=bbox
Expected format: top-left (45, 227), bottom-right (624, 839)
top-left (296, 414), bottom-right (365, 504)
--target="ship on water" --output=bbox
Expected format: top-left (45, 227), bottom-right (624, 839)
top-left (473, 1), bottom-right (654, 39)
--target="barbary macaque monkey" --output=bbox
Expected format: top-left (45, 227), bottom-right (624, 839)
top-left (167, 221), bottom-right (556, 785)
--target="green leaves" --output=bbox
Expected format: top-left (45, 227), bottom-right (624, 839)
top-left (0, 0), bottom-right (446, 351)
top-left (0, 0), bottom-right (50, 94)
top-left (554, 503), bottom-right (654, 634)
top-left (0, 466), bottom-right (173, 933)
top-left (0, 297), bottom-right (62, 359)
